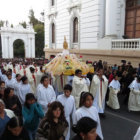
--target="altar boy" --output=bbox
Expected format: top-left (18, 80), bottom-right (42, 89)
top-left (57, 84), bottom-right (76, 140)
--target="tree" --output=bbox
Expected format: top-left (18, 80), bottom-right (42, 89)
top-left (19, 21), bottom-right (27, 28)
top-left (0, 20), bottom-right (4, 27)
top-left (28, 9), bottom-right (43, 26)
top-left (11, 24), bottom-right (14, 28)
top-left (13, 39), bottom-right (25, 58)
top-left (28, 9), bottom-right (44, 57)
top-left (34, 24), bottom-right (44, 57)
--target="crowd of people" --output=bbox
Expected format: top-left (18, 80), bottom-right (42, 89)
top-left (0, 59), bottom-right (140, 140)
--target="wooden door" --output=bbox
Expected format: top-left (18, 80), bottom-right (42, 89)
top-left (125, 0), bottom-right (140, 38)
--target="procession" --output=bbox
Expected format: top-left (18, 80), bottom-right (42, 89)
top-left (0, 38), bottom-right (140, 140)
top-left (1, 0), bottom-right (140, 140)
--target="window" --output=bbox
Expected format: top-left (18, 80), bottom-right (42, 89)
top-left (73, 17), bottom-right (78, 43)
top-left (51, 0), bottom-right (55, 6)
top-left (52, 23), bottom-right (55, 43)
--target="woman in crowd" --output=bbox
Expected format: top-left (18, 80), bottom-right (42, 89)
top-left (74, 92), bottom-right (103, 140)
top-left (22, 93), bottom-right (44, 140)
top-left (0, 117), bottom-right (30, 140)
top-left (36, 101), bottom-right (68, 140)
top-left (0, 99), bottom-right (15, 137)
top-left (3, 87), bottom-right (22, 116)
top-left (72, 117), bottom-right (97, 140)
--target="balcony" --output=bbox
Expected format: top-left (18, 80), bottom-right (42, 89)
top-left (112, 39), bottom-right (140, 50)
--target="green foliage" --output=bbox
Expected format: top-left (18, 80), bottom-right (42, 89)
top-left (13, 39), bottom-right (25, 58)
top-left (34, 24), bottom-right (44, 57)
top-left (0, 20), bottom-right (4, 27)
top-left (28, 9), bottom-right (43, 26)
top-left (19, 21), bottom-right (27, 28)
top-left (29, 9), bottom-right (44, 57)
top-left (11, 24), bottom-right (14, 28)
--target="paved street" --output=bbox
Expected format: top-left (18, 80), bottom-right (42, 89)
top-left (70, 95), bottom-right (140, 140)
top-left (101, 93), bottom-right (140, 140)
top-left (101, 106), bottom-right (140, 140)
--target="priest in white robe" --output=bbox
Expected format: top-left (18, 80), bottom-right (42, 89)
top-left (27, 67), bottom-right (37, 94)
top-left (128, 77), bottom-right (140, 111)
top-left (37, 75), bottom-right (56, 113)
top-left (90, 68), bottom-right (108, 114)
top-left (107, 74), bottom-right (120, 110)
top-left (72, 69), bottom-right (89, 108)
top-left (57, 84), bottom-right (76, 140)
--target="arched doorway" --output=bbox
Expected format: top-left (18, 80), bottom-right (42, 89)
top-left (13, 39), bottom-right (25, 58)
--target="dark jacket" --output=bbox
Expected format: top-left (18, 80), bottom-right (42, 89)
top-left (0, 127), bottom-right (30, 140)
top-left (4, 95), bottom-right (22, 116)
top-left (72, 135), bottom-right (101, 140)
top-left (36, 118), bottom-right (68, 140)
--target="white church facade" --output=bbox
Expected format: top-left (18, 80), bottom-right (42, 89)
top-left (44, 0), bottom-right (140, 66)
top-left (0, 25), bottom-right (36, 58)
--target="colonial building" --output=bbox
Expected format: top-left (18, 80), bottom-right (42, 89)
top-left (44, 0), bottom-right (140, 66)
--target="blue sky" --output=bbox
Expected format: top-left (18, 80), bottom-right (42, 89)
top-left (0, 0), bottom-right (45, 25)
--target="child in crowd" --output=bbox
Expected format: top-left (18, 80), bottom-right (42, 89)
top-left (107, 74), bottom-right (120, 110)
top-left (74, 92), bottom-right (103, 140)
top-left (22, 93), bottom-right (44, 140)
top-left (19, 76), bottom-right (31, 105)
top-left (57, 84), bottom-right (76, 140)
top-left (72, 117), bottom-right (97, 140)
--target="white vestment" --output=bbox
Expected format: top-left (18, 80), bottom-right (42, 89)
top-left (134, 126), bottom-right (140, 140)
top-left (27, 72), bottom-right (37, 94)
top-left (1, 74), bottom-right (7, 82)
top-left (57, 94), bottom-right (76, 140)
top-left (37, 84), bottom-right (56, 113)
top-left (72, 76), bottom-right (89, 108)
top-left (75, 106), bottom-right (103, 140)
top-left (36, 72), bottom-right (44, 87)
top-left (128, 79), bottom-right (140, 111)
top-left (4, 109), bottom-right (15, 118)
top-left (5, 78), bottom-right (16, 88)
top-left (14, 80), bottom-right (22, 97)
top-left (107, 79), bottom-right (120, 109)
top-left (18, 83), bottom-right (32, 105)
top-left (90, 75), bottom-right (108, 113)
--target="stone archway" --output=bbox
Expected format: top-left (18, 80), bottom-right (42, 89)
top-left (13, 39), bottom-right (25, 58)
top-left (0, 25), bottom-right (36, 58)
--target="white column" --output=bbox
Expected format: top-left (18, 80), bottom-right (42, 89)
top-left (30, 38), bottom-right (33, 58)
top-left (105, 0), bottom-right (118, 38)
top-left (8, 38), bottom-right (13, 58)
top-left (1, 36), bottom-right (5, 58)
top-left (27, 38), bottom-right (31, 58)
top-left (4, 37), bottom-right (8, 58)
top-left (32, 38), bottom-right (35, 58)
